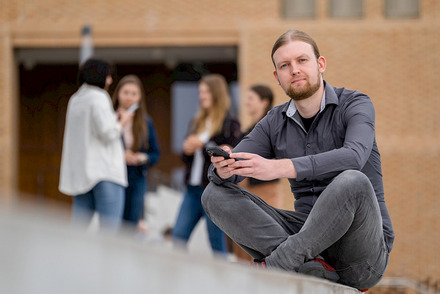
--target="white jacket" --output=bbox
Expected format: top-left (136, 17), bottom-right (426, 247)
top-left (59, 84), bottom-right (128, 195)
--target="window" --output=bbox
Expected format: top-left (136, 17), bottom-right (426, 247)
top-left (282, 0), bottom-right (316, 19)
top-left (384, 0), bottom-right (419, 18)
top-left (329, 0), bottom-right (364, 18)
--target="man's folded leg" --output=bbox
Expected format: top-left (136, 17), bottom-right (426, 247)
top-left (264, 170), bottom-right (388, 289)
top-left (202, 182), bottom-right (306, 260)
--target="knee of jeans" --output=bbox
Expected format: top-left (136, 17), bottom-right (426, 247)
top-left (201, 182), bottom-right (225, 215)
top-left (337, 170), bottom-right (376, 204)
top-left (201, 182), bottom-right (215, 213)
top-left (339, 170), bottom-right (370, 188)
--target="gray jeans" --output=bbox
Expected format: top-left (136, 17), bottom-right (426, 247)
top-left (202, 170), bottom-right (389, 290)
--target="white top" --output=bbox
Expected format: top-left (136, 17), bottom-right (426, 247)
top-left (189, 120), bottom-right (211, 186)
top-left (122, 119), bottom-right (134, 150)
top-left (59, 84), bottom-right (128, 195)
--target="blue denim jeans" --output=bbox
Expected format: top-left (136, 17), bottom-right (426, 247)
top-left (72, 181), bottom-right (125, 233)
top-left (172, 185), bottom-right (227, 255)
top-left (202, 170), bottom-right (389, 290)
top-left (123, 167), bottom-right (147, 226)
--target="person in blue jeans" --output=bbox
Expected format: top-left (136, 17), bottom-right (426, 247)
top-left (202, 30), bottom-right (394, 291)
top-left (172, 74), bottom-right (241, 255)
top-left (59, 58), bottom-right (131, 233)
top-left (112, 75), bottom-right (160, 233)
top-left (71, 181), bottom-right (125, 232)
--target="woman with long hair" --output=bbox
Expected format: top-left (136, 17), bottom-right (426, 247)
top-left (172, 74), bottom-right (241, 255)
top-left (112, 75), bottom-right (160, 233)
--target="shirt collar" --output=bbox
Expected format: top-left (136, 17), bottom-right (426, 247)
top-left (283, 81), bottom-right (338, 118)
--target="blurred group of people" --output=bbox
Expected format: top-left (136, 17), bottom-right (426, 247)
top-left (59, 59), bottom-right (160, 235)
top-left (58, 57), bottom-right (280, 261)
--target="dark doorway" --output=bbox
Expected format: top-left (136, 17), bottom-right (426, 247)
top-left (19, 64), bottom-right (77, 204)
top-left (18, 59), bottom-right (237, 206)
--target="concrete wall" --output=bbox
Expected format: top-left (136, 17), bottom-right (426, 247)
top-left (0, 205), bottom-right (359, 294)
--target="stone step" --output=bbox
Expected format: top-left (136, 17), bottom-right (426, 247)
top-left (0, 206), bottom-right (359, 294)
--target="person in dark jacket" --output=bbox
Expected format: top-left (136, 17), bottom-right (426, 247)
top-left (172, 74), bottom-right (241, 255)
top-left (112, 75), bottom-right (160, 233)
top-left (202, 30), bottom-right (394, 291)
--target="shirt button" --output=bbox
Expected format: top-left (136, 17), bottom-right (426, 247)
top-left (306, 143), bottom-right (311, 148)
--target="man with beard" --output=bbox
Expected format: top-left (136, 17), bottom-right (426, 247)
top-left (201, 30), bottom-right (394, 291)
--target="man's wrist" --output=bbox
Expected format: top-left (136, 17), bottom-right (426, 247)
top-left (275, 159), bottom-right (296, 179)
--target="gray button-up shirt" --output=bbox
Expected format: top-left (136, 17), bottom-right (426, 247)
top-left (208, 81), bottom-right (394, 251)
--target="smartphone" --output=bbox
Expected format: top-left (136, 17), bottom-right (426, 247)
top-left (206, 146), bottom-right (231, 159)
top-left (127, 103), bottom-right (139, 114)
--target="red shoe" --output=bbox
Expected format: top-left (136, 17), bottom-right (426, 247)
top-left (298, 258), bottom-right (340, 282)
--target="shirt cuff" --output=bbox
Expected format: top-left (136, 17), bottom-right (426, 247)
top-left (291, 157), bottom-right (313, 181)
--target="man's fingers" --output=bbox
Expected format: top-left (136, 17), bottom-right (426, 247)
top-left (211, 156), bottom-right (226, 163)
top-left (231, 167), bottom-right (253, 177)
top-left (212, 158), bottom-right (236, 168)
top-left (230, 152), bottom-right (254, 160)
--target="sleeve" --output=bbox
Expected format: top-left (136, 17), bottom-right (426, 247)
top-left (207, 114), bottom-right (273, 185)
top-left (145, 116), bottom-right (160, 167)
top-left (91, 94), bottom-right (122, 144)
top-left (223, 116), bottom-right (242, 148)
top-left (233, 114), bottom-right (275, 158)
top-left (292, 95), bottom-right (376, 181)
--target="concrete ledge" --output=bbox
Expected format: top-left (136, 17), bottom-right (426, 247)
top-left (0, 207), bottom-right (359, 294)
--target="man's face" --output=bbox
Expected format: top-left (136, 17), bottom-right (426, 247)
top-left (272, 40), bottom-right (326, 101)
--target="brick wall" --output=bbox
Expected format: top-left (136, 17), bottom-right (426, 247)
top-left (1, 0), bottom-right (439, 289)
top-left (0, 26), bottom-right (16, 198)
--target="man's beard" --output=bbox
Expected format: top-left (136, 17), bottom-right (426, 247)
top-left (286, 75), bottom-right (321, 101)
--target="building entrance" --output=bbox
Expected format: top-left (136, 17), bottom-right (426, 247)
top-left (17, 47), bottom-right (237, 205)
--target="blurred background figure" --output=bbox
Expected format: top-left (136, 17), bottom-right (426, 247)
top-left (59, 58), bottom-right (132, 233)
top-left (79, 25), bottom-right (94, 66)
top-left (171, 74), bottom-right (241, 256)
top-left (241, 84), bottom-right (281, 207)
top-left (112, 75), bottom-right (160, 234)
top-left (234, 84), bottom-right (282, 261)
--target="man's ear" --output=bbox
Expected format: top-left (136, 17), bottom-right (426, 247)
top-left (273, 70), bottom-right (280, 85)
top-left (318, 56), bottom-right (326, 74)
top-left (262, 98), bottom-right (270, 109)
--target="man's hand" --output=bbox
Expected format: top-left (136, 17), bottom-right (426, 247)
top-left (211, 147), bottom-right (297, 180)
top-left (229, 152), bottom-right (297, 180)
top-left (210, 146), bottom-right (237, 179)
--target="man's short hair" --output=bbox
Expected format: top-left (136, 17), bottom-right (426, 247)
top-left (77, 58), bottom-right (113, 89)
top-left (271, 30), bottom-right (321, 67)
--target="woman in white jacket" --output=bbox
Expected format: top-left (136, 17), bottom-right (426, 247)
top-left (59, 58), bottom-right (132, 233)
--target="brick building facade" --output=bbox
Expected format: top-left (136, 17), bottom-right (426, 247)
top-left (1, 0), bottom-right (439, 291)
